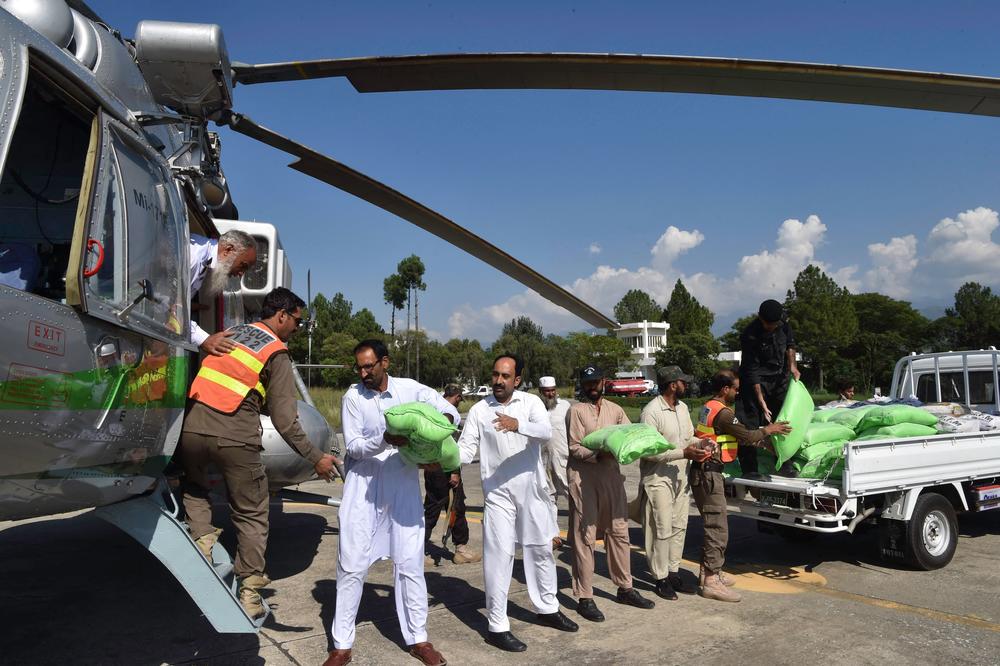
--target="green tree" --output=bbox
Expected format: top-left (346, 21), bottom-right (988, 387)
top-left (946, 282), bottom-right (1000, 349)
top-left (663, 279), bottom-right (714, 334)
top-left (613, 289), bottom-right (663, 324)
top-left (397, 255), bottom-right (427, 378)
top-left (382, 273), bottom-right (407, 338)
top-left (348, 307), bottom-right (384, 341)
top-left (565, 332), bottom-right (635, 377)
top-left (844, 293), bottom-right (929, 391)
top-left (718, 314), bottom-right (756, 352)
top-left (785, 265), bottom-right (858, 391)
top-left (654, 330), bottom-right (722, 382)
top-left (492, 316), bottom-right (547, 382)
top-left (318, 331), bottom-right (359, 387)
top-left (444, 338), bottom-right (490, 388)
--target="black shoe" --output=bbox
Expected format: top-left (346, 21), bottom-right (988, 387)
top-left (655, 578), bottom-right (678, 600)
top-left (668, 573), bottom-right (696, 595)
top-left (485, 630), bottom-right (526, 652)
top-left (617, 587), bottom-right (655, 609)
top-left (536, 610), bottom-right (579, 632)
top-left (576, 598), bottom-right (605, 622)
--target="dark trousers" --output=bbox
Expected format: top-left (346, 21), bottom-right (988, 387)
top-left (690, 466), bottom-right (728, 574)
top-left (424, 468), bottom-right (469, 547)
top-left (178, 432), bottom-right (269, 578)
top-left (735, 374), bottom-right (788, 474)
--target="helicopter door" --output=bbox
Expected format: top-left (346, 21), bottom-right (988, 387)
top-left (72, 113), bottom-right (190, 346)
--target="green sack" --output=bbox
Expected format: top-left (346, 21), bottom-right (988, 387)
top-left (809, 409), bottom-right (842, 423)
top-left (581, 423), bottom-right (674, 465)
top-left (856, 405), bottom-right (939, 433)
top-left (398, 435), bottom-right (461, 472)
top-left (770, 379), bottom-right (814, 468)
top-left (824, 404), bottom-right (879, 430)
top-left (802, 422), bottom-right (855, 446)
top-left (792, 449), bottom-right (845, 480)
top-left (855, 422), bottom-right (939, 440)
top-left (795, 439), bottom-right (846, 463)
top-left (384, 402), bottom-right (460, 470)
top-left (384, 402), bottom-right (457, 447)
top-left (757, 450), bottom-right (778, 475)
top-left (722, 459), bottom-right (742, 478)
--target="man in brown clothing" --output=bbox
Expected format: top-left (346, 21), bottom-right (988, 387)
top-left (179, 287), bottom-right (339, 617)
top-left (567, 365), bottom-right (655, 622)
top-left (691, 369), bottom-right (790, 602)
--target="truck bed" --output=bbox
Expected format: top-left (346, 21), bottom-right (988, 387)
top-left (724, 430), bottom-right (1000, 532)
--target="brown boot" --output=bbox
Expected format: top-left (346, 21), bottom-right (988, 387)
top-left (409, 641), bottom-right (446, 665)
top-left (193, 527), bottom-right (222, 560)
top-left (718, 570), bottom-right (737, 587)
top-left (700, 572), bottom-right (741, 602)
top-left (452, 544), bottom-right (482, 564)
top-left (322, 649), bottom-right (352, 666)
top-left (238, 573), bottom-right (271, 618)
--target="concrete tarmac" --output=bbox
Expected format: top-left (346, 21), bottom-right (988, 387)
top-left (1, 462), bottom-right (998, 665)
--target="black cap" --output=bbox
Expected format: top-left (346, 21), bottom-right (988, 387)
top-left (579, 366), bottom-right (604, 382)
top-left (759, 299), bottom-right (784, 323)
top-left (657, 365), bottom-right (694, 383)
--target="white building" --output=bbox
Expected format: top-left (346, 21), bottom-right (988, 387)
top-left (614, 321), bottom-right (670, 382)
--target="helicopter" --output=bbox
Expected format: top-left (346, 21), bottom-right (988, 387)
top-left (3, 0), bottom-right (1000, 634)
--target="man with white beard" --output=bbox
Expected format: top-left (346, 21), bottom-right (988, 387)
top-left (457, 355), bottom-right (579, 652)
top-left (538, 376), bottom-right (571, 549)
top-left (189, 230), bottom-right (258, 355)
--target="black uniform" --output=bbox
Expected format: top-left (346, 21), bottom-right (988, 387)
top-left (736, 318), bottom-right (796, 474)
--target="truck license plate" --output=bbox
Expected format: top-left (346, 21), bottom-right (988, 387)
top-left (759, 490), bottom-right (789, 507)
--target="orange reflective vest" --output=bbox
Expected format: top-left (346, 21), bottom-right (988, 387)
top-left (696, 399), bottom-right (739, 463)
top-left (188, 322), bottom-right (286, 413)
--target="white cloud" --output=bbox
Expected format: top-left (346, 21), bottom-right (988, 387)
top-left (447, 207), bottom-right (1000, 341)
top-left (588, 242), bottom-right (602, 255)
top-left (650, 225), bottom-right (705, 270)
top-left (865, 235), bottom-right (918, 299)
top-left (923, 207), bottom-right (1000, 284)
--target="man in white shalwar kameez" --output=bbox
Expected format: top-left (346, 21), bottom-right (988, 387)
top-left (457, 354), bottom-right (579, 653)
top-left (324, 340), bottom-right (458, 666)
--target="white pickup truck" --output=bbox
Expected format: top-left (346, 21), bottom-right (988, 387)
top-left (725, 350), bottom-right (1000, 570)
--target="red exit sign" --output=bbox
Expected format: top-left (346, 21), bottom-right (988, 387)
top-left (28, 321), bottom-right (65, 356)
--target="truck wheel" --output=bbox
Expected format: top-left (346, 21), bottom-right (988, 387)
top-left (906, 493), bottom-right (958, 570)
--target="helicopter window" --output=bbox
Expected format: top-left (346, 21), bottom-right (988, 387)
top-left (85, 151), bottom-right (127, 304)
top-left (104, 128), bottom-right (188, 338)
top-left (0, 70), bottom-right (92, 301)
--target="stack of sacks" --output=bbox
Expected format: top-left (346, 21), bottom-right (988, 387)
top-left (581, 423), bottom-right (674, 465)
top-left (935, 414), bottom-right (981, 433)
top-left (384, 402), bottom-right (460, 471)
top-left (783, 421), bottom-right (853, 481)
top-left (853, 405), bottom-right (938, 440)
top-left (770, 379), bottom-right (815, 468)
top-left (970, 410), bottom-right (1000, 431)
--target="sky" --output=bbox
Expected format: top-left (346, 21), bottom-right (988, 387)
top-left (99, 1), bottom-right (1000, 341)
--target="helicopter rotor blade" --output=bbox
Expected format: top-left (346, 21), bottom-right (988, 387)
top-left (231, 52), bottom-right (1000, 117)
top-left (225, 112), bottom-right (617, 330)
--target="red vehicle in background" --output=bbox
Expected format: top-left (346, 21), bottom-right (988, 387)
top-left (604, 378), bottom-right (649, 397)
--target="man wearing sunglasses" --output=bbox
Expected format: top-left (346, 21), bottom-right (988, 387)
top-left (326, 339), bottom-right (459, 666)
top-left (179, 287), bottom-right (340, 619)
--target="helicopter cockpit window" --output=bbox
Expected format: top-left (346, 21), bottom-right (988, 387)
top-left (0, 70), bottom-right (92, 301)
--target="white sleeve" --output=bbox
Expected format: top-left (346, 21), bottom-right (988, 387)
top-left (190, 319), bottom-right (209, 346)
top-left (519, 396), bottom-right (553, 441)
top-left (419, 384), bottom-right (461, 426)
top-left (341, 390), bottom-right (388, 460)
top-left (457, 406), bottom-right (480, 465)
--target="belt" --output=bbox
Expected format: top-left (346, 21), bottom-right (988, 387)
top-left (694, 459), bottom-right (724, 473)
